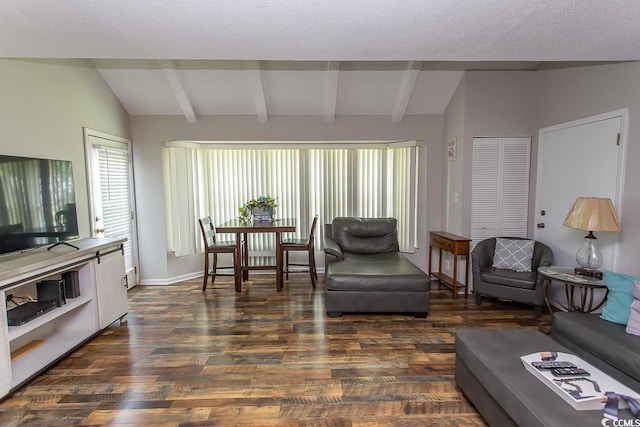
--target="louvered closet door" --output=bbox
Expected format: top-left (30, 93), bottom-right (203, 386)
top-left (471, 137), bottom-right (531, 248)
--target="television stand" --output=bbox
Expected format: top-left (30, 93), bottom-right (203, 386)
top-left (47, 241), bottom-right (80, 251)
top-left (0, 237), bottom-right (127, 398)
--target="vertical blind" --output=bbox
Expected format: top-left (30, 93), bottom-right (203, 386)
top-left (165, 141), bottom-right (420, 256)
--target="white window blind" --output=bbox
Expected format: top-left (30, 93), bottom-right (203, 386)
top-left (96, 146), bottom-right (134, 272)
top-left (165, 141), bottom-right (420, 256)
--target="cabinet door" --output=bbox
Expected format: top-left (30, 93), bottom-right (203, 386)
top-left (95, 249), bottom-right (128, 329)
top-left (0, 296), bottom-right (11, 396)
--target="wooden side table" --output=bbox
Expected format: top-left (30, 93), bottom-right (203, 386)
top-left (428, 231), bottom-right (471, 299)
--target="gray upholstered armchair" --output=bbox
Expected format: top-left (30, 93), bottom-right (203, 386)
top-left (471, 237), bottom-right (553, 317)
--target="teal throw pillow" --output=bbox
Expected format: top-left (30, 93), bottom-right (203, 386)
top-left (601, 271), bottom-right (640, 325)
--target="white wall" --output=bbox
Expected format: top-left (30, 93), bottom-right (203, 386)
top-left (0, 59), bottom-right (130, 238)
top-left (130, 114), bottom-right (443, 283)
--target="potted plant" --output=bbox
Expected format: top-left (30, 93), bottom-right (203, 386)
top-left (239, 195), bottom-right (278, 222)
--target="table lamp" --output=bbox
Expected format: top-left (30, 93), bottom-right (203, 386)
top-left (563, 197), bottom-right (621, 278)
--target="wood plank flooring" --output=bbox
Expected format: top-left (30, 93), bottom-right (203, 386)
top-left (0, 274), bottom-right (549, 426)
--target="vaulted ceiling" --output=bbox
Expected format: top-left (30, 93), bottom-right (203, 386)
top-left (93, 60), bottom-right (471, 123)
top-left (2, 1), bottom-right (639, 122)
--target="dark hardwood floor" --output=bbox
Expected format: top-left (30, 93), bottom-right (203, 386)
top-left (0, 274), bottom-right (549, 426)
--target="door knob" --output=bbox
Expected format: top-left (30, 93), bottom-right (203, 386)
top-left (536, 223), bottom-right (545, 229)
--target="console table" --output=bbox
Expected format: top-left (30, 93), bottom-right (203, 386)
top-left (428, 231), bottom-right (471, 299)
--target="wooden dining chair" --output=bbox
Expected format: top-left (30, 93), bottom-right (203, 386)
top-left (280, 215), bottom-right (318, 288)
top-left (198, 216), bottom-right (240, 291)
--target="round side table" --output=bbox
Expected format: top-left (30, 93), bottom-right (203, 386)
top-left (538, 266), bottom-right (608, 315)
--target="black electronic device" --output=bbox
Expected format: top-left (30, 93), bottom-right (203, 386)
top-left (37, 279), bottom-right (66, 307)
top-left (574, 268), bottom-right (603, 280)
top-left (62, 271), bottom-right (80, 298)
top-left (0, 154), bottom-right (79, 255)
top-left (551, 367), bottom-right (590, 377)
top-left (6, 300), bottom-right (58, 326)
top-left (531, 361), bottom-right (577, 370)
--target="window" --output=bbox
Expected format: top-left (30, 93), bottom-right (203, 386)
top-left (165, 141), bottom-right (420, 256)
top-left (84, 128), bottom-right (139, 288)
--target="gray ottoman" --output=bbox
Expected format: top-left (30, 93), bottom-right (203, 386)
top-left (455, 328), bottom-right (632, 426)
top-left (325, 252), bottom-right (431, 317)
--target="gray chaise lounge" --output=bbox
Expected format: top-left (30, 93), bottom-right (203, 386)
top-left (323, 217), bottom-right (431, 317)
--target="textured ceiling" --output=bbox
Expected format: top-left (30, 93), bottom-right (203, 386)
top-left (2, 0), bottom-right (639, 61)
top-left (2, 1), bottom-right (638, 121)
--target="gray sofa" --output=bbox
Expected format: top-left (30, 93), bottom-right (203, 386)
top-left (471, 237), bottom-right (554, 317)
top-left (323, 217), bottom-right (431, 317)
top-left (456, 312), bottom-right (640, 426)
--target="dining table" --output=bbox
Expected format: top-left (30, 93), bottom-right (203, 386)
top-left (216, 218), bottom-right (296, 292)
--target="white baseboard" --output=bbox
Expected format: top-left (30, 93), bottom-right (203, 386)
top-left (139, 267), bottom-right (326, 286)
top-left (139, 271), bottom-right (201, 286)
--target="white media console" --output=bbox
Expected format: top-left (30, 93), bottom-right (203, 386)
top-left (0, 237), bottom-right (128, 398)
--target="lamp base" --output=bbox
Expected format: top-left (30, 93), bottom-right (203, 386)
top-left (574, 267), bottom-right (603, 280)
top-left (575, 232), bottom-right (604, 272)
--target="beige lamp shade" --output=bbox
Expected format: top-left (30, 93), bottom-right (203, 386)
top-left (563, 197), bottom-right (621, 232)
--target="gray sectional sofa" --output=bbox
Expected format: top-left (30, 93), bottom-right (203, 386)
top-left (456, 312), bottom-right (640, 426)
top-left (323, 217), bottom-right (431, 317)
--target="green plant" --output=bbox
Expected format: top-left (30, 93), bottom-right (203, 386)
top-left (238, 195), bottom-right (278, 222)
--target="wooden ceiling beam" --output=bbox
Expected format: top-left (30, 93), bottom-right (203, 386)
top-left (159, 60), bottom-right (197, 123)
top-left (247, 61), bottom-right (268, 123)
top-left (324, 61), bottom-right (340, 122)
top-left (391, 61), bottom-right (422, 123)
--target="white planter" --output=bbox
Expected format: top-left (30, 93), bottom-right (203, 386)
top-left (252, 207), bottom-right (274, 222)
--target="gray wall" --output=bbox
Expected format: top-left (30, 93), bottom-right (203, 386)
top-left (130, 115), bottom-right (444, 283)
top-left (458, 70), bottom-right (540, 238)
top-left (444, 62), bottom-right (640, 277)
top-left (536, 62), bottom-right (640, 275)
top-left (3, 58), bottom-right (639, 282)
top-left (0, 59), bottom-right (130, 238)
top-left (443, 74), bottom-right (466, 235)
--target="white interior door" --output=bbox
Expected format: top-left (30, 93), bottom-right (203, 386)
top-left (534, 110), bottom-right (627, 271)
top-left (84, 128), bottom-right (139, 289)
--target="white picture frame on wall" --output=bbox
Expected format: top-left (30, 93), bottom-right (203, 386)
top-left (448, 137), bottom-right (457, 161)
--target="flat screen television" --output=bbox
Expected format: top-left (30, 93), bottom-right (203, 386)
top-left (0, 154), bottom-right (79, 255)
